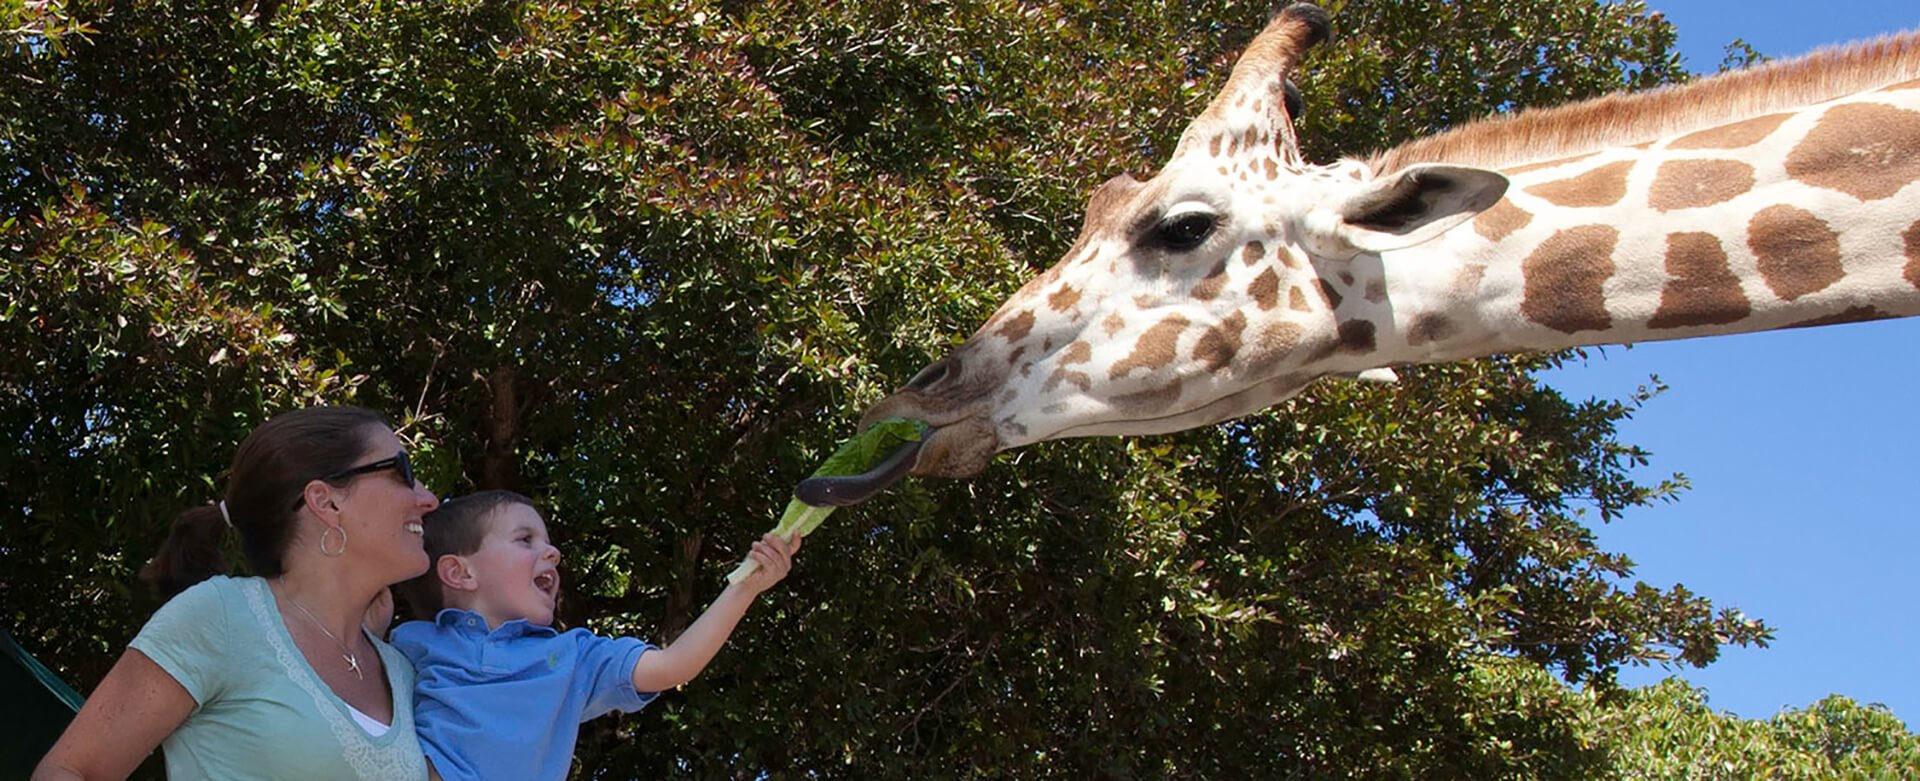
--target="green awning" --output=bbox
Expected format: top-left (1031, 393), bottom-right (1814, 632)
top-left (3, 628), bottom-right (84, 777)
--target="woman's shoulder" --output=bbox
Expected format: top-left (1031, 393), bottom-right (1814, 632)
top-left (156, 575), bottom-right (264, 616)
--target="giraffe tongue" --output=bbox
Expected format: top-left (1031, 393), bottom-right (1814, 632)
top-left (792, 439), bottom-right (924, 508)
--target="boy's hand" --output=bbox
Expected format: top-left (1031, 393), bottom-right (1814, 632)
top-left (738, 533), bottom-right (801, 594)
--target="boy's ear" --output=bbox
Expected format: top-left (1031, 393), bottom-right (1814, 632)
top-left (436, 554), bottom-right (478, 593)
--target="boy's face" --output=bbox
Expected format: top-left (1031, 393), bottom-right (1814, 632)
top-left (455, 503), bottom-right (562, 628)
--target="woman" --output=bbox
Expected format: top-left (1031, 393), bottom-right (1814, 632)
top-left (35, 406), bottom-right (441, 780)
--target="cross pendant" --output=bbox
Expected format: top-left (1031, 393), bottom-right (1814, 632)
top-left (343, 653), bottom-right (363, 679)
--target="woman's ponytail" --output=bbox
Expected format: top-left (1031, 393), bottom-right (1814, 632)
top-left (138, 406), bottom-right (388, 602)
top-left (139, 504), bottom-right (230, 600)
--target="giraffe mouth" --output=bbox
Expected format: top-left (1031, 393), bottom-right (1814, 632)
top-left (792, 438), bottom-right (924, 507)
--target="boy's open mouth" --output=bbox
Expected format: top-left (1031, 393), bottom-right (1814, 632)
top-left (533, 570), bottom-right (559, 599)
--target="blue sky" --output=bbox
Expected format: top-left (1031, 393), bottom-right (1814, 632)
top-left (1538, 1), bottom-right (1919, 720)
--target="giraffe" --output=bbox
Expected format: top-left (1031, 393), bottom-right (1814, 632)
top-left (805, 4), bottom-right (1920, 502)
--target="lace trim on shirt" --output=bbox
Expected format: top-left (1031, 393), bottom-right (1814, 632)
top-left (245, 581), bottom-right (413, 779)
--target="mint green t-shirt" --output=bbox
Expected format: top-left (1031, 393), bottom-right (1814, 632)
top-left (129, 576), bottom-right (428, 780)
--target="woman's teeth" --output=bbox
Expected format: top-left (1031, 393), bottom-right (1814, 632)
top-left (403, 522), bottom-right (423, 535)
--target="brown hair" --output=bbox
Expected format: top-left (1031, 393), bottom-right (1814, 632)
top-left (140, 406), bottom-right (390, 600)
top-left (397, 489), bottom-right (535, 618)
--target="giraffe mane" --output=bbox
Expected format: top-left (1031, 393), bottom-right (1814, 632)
top-left (1366, 27), bottom-right (1920, 174)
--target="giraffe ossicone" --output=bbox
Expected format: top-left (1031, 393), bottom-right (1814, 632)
top-left (832, 4), bottom-right (1920, 492)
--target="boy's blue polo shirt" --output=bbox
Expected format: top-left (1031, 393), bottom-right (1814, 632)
top-left (391, 608), bottom-right (658, 781)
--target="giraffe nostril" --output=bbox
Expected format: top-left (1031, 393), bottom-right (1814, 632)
top-left (906, 358), bottom-right (954, 392)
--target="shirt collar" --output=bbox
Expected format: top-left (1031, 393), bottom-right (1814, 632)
top-left (431, 607), bottom-right (559, 638)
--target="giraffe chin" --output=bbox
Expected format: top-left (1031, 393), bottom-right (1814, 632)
top-left (917, 418), bottom-right (1006, 479)
top-left (910, 417), bottom-right (1000, 479)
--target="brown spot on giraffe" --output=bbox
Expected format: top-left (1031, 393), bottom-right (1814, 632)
top-left (1879, 77), bottom-right (1920, 92)
top-left (1110, 314), bottom-right (1189, 379)
top-left (1472, 199), bottom-right (1533, 242)
top-left (1337, 319), bottom-right (1376, 352)
top-left (1786, 103), bottom-right (1920, 201)
top-left (1275, 246), bottom-right (1302, 269)
top-left (1317, 279), bottom-right (1343, 310)
top-left (1209, 135), bottom-right (1222, 158)
top-left (1242, 242), bottom-right (1265, 266)
top-left (1407, 313), bottom-right (1456, 346)
top-left (1338, 271), bottom-right (1355, 286)
top-left (1786, 306), bottom-right (1898, 329)
top-left (996, 310), bottom-right (1035, 342)
top-left (1501, 152), bottom-right (1600, 177)
top-left (1048, 284), bottom-right (1082, 312)
top-left (1523, 160), bottom-right (1634, 208)
top-left (1648, 159), bottom-right (1757, 212)
top-left (1191, 260), bottom-right (1231, 301)
top-left (1648, 232), bottom-right (1752, 329)
top-left (1521, 225), bottom-right (1618, 334)
top-left (1902, 219), bottom-right (1920, 291)
top-left (1043, 368), bottom-right (1092, 394)
top-left (1667, 113), bottom-right (1792, 150)
top-left (1103, 313), bottom-right (1126, 337)
top-left (1289, 286), bottom-right (1311, 312)
top-left (1265, 157), bottom-right (1280, 180)
top-left (1749, 204), bottom-right (1843, 301)
top-left (1007, 346), bottom-right (1027, 366)
top-left (1453, 264), bottom-right (1488, 297)
top-left (1113, 377), bottom-right (1183, 416)
top-left (1194, 311), bottom-right (1247, 373)
top-left (1241, 321), bottom-right (1305, 377)
top-left (1248, 268), bottom-right (1281, 310)
top-left (1060, 341), bottom-right (1091, 366)
top-left (1364, 279), bottom-right (1387, 304)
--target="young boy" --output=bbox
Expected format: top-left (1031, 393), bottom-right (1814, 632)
top-left (391, 490), bottom-right (798, 781)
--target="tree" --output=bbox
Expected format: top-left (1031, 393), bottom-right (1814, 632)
top-left (4, 0), bottom-right (1897, 776)
top-left (1601, 680), bottom-right (1920, 779)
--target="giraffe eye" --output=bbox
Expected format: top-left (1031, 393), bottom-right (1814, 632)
top-left (1151, 211), bottom-right (1216, 252)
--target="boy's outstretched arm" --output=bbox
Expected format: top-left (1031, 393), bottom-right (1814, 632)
top-left (631, 533), bottom-right (799, 693)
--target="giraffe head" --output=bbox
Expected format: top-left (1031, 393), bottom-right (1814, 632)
top-left (854, 5), bottom-right (1510, 483)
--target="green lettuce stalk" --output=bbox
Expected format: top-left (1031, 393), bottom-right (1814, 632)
top-left (726, 418), bottom-right (928, 584)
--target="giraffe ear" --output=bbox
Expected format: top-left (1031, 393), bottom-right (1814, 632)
top-left (1321, 164), bottom-right (1508, 255)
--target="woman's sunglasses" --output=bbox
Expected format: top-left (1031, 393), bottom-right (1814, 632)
top-left (290, 451), bottom-right (417, 510)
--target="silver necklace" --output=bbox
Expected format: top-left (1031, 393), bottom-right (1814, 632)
top-left (277, 577), bottom-right (364, 680)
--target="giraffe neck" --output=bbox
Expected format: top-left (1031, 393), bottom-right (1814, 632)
top-left (1361, 79), bottom-right (1920, 370)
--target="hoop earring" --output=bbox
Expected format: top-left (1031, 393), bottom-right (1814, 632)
top-left (319, 525), bottom-right (348, 558)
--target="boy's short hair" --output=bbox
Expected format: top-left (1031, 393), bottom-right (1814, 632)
top-left (398, 489), bottom-right (535, 618)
